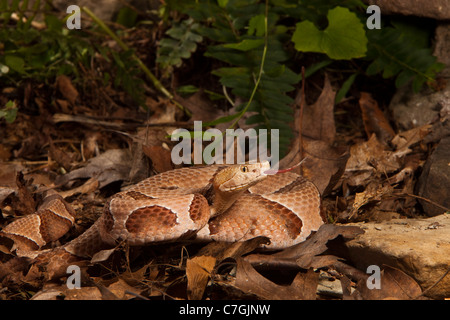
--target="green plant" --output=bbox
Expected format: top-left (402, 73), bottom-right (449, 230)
top-left (0, 100), bottom-right (18, 123)
top-left (365, 20), bottom-right (444, 92)
top-left (157, 0), bottom-right (444, 157)
top-left (0, 1), bottom-right (94, 83)
top-left (157, 17), bottom-right (203, 72)
top-left (0, 1), bottom-right (150, 107)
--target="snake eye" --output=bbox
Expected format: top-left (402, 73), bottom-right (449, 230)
top-left (241, 166), bottom-right (248, 173)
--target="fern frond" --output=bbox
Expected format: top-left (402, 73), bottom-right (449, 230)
top-left (366, 24), bottom-right (444, 91)
top-left (157, 18), bottom-right (203, 70)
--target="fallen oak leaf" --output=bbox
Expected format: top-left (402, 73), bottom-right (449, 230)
top-left (301, 74), bottom-right (336, 144)
top-left (280, 75), bottom-right (348, 195)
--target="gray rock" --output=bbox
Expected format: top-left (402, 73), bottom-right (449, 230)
top-left (389, 81), bottom-right (450, 131)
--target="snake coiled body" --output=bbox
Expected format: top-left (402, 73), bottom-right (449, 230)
top-left (0, 162), bottom-right (324, 260)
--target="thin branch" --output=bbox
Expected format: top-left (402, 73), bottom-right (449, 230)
top-left (298, 66), bottom-right (306, 175)
top-left (392, 192), bottom-right (450, 213)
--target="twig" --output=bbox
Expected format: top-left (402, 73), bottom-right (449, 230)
top-left (298, 66), bottom-right (306, 175)
top-left (392, 192), bottom-right (450, 213)
top-left (413, 265), bottom-right (450, 300)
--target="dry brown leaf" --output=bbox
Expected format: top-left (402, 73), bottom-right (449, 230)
top-left (90, 248), bottom-right (116, 264)
top-left (142, 144), bottom-right (173, 173)
top-left (175, 91), bottom-right (227, 125)
top-left (185, 237), bottom-right (270, 300)
top-left (49, 142), bottom-right (73, 171)
top-left (351, 182), bottom-right (394, 217)
top-left (59, 177), bottom-right (99, 199)
top-left (359, 92), bottom-right (395, 145)
top-left (355, 265), bottom-right (423, 300)
top-left (55, 149), bottom-right (132, 188)
top-left (234, 258), bottom-right (319, 300)
top-left (15, 172), bottom-right (36, 216)
top-left (186, 255), bottom-right (216, 300)
top-left (302, 74), bottom-right (336, 144)
top-left (56, 75), bottom-right (79, 105)
top-left (302, 140), bottom-right (349, 195)
top-left (391, 124), bottom-right (432, 150)
top-left (280, 75), bottom-right (348, 195)
top-left (197, 236), bottom-right (270, 262)
top-left (120, 264), bottom-right (153, 287)
top-left (55, 99), bottom-right (70, 113)
top-left (82, 132), bottom-right (102, 160)
top-left (107, 278), bottom-right (143, 300)
top-left (244, 225), bottom-right (364, 270)
top-left (345, 134), bottom-right (402, 176)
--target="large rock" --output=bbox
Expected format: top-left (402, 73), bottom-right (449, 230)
top-left (365, 0), bottom-right (450, 20)
top-left (344, 214), bottom-right (450, 299)
top-left (416, 136), bottom-right (450, 216)
top-left (389, 81), bottom-right (450, 131)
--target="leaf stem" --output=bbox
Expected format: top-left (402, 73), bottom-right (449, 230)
top-left (227, 0), bottom-right (269, 130)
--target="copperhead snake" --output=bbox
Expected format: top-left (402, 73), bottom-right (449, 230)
top-left (0, 162), bottom-right (324, 261)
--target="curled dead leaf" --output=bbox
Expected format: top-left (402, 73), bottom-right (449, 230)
top-left (56, 75), bottom-right (79, 105)
top-left (355, 265), bottom-right (423, 300)
top-left (359, 92), bottom-right (395, 145)
top-left (244, 224), bottom-right (364, 270)
top-left (234, 258), bottom-right (319, 300)
top-left (186, 255), bottom-right (216, 300)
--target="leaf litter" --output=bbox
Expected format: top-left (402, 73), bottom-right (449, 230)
top-left (0, 36), bottom-right (442, 300)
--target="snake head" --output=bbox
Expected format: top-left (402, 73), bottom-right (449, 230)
top-left (211, 161), bottom-right (270, 215)
top-left (214, 161), bottom-right (271, 192)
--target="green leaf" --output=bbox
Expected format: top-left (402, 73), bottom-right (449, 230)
top-left (223, 39), bottom-right (264, 51)
top-left (116, 7), bottom-right (138, 28)
top-left (202, 112), bottom-right (243, 127)
top-left (0, 100), bottom-right (18, 123)
top-left (366, 22), bottom-right (444, 91)
top-left (157, 18), bottom-right (203, 69)
top-left (217, 0), bottom-right (228, 8)
top-left (248, 14), bottom-right (265, 37)
top-left (304, 59), bottom-right (332, 78)
top-left (292, 6), bottom-right (367, 60)
top-left (335, 73), bottom-right (357, 103)
top-left (177, 85), bottom-right (199, 95)
top-left (4, 55), bottom-right (25, 73)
